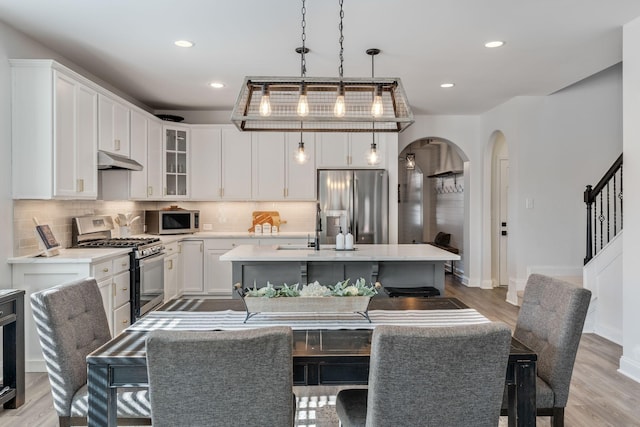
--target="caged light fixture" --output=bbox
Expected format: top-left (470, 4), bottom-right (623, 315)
top-left (231, 0), bottom-right (414, 133)
top-left (405, 152), bottom-right (416, 170)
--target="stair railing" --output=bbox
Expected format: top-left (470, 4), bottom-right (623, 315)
top-left (584, 154), bottom-right (623, 264)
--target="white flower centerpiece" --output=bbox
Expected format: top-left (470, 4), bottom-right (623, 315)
top-left (236, 278), bottom-right (379, 322)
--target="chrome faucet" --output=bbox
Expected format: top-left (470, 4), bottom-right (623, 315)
top-left (315, 202), bottom-right (322, 251)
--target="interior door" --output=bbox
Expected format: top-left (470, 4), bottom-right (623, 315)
top-left (498, 159), bottom-right (509, 287)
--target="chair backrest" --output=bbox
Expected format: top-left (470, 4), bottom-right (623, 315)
top-left (366, 322), bottom-right (512, 427)
top-left (146, 326), bottom-right (294, 427)
top-left (30, 277), bottom-right (112, 417)
top-left (514, 273), bottom-right (592, 407)
top-left (434, 232), bottom-right (451, 246)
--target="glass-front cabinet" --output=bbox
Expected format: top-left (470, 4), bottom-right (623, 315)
top-left (164, 126), bottom-right (189, 198)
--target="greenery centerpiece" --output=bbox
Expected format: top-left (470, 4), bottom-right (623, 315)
top-left (236, 278), bottom-right (379, 322)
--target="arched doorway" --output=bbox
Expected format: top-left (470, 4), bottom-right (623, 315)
top-left (398, 137), bottom-right (467, 278)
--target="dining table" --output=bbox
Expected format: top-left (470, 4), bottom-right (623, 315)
top-left (86, 297), bottom-right (536, 427)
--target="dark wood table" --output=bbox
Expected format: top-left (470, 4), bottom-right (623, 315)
top-left (87, 297), bottom-right (536, 427)
top-left (0, 289), bottom-right (25, 410)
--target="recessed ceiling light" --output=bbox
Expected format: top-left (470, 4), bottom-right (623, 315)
top-left (440, 83), bottom-right (455, 88)
top-left (209, 82), bottom-right (225, 89)
top-left (484, 41), bottom-right (505, 48)
top-left (174, 40), bottom-right (194, 48)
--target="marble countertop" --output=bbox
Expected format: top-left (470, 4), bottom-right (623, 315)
top-left (219, 244), bottom-right (461, 262)
top-left (7, 247), bottom-right (131, 264)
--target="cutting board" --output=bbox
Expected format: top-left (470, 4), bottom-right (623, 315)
top-left (248, 211), bottom-right (284, 232)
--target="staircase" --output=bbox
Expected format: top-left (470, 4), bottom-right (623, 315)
top-left (583, 154), bottom-right (623, 344)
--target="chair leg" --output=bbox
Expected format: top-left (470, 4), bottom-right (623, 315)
top-left (552, 407), bottom-right (564, 427)
top-left (58, 416), bottom-right (72, 427)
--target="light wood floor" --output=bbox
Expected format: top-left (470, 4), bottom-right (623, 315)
top-left (2, 276), bottom-right (640, 426)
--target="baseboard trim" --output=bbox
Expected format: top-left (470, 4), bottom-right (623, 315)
top-left (619, 356), bottom-right (640, 384)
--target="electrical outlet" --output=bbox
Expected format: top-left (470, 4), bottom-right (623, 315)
top-left (203, 223), bottom-right (213, 231)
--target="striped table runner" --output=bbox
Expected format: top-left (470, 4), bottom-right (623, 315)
top-left (127, 309), bottom-right (490, 332)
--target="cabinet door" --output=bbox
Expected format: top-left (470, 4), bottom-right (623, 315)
top-left (253, 132), bottom-right (286, 200)
top-left (113, 271), bottom-right (130, 308)
top-left (97, 278), bottom-right (114, 334)
top-left (129, 110), bottom-right (148, 199)
top-left (164, 126), bottom-right (189, 198)
top-left (164, 254), bottom-right (179, 301)
top-left (147, 119), bottom-right (163, 199)
top-left (206, 249), bottom-right (233, 296)
top-left (53, 73), bottom-right (77, 197)
top-left (113, 302), bottom-right (131, 336)
top-left (221, 127), bottom-right (252, 200)
top-left (76, 84), bottom-right (98, 198)
top-left (98, 95), bottom-right (130, 155)
top-left (191, 126), bottom-right (222, 200)
top-left (316, 133), bottom-right (350, 167)
top-left (181, 240), bottom-right (204, 293)
top-left (285, 133), bottom-right (316, 200)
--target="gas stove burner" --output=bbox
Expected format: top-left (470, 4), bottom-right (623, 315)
top-left (79, 237), bottom-right (161, 248)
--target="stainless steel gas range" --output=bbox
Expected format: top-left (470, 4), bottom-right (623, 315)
top-left (72, 215), bottom-right (166, 323)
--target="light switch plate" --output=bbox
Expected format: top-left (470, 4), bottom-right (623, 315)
top-left (203, 223), bottom-right (213, 230)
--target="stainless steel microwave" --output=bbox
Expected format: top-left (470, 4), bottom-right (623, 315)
top-left (145, 210), bottom-right (199, 235)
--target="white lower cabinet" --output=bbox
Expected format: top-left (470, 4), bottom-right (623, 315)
top-left (164, 253), bottom-right (179, 301)
top-left (181, 240), bottom-right (205, 294)
top-left (94, 254), bottom-right (131, 336)
top-left (10, 250), bottom-right (132, 371)
top-left (164, 241), bottom-right (181, 300)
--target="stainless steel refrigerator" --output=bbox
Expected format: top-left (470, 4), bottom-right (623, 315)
top-left (318, 169), bottom-right (388, 245)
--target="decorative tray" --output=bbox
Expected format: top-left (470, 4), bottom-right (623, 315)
top-left (235, 281), bottom-right (376, 323)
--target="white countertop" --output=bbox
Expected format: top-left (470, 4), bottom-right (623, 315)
top-left (7, 247), bottom-right (131, 264)
top-left (219, 244), bottom-right (461, 262)
top-left (187, 231), bottom-right (313, 239)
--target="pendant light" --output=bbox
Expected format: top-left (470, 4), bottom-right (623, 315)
top-left (294, 4), bottom-right (310, 164)
top-left (231, 0), bottom-right (414, 132)
top-left (367, 49), bottom-right (382, 165)
top-left (405, 152), bottom-right (416, 170)
top-left (333, 0), bottom-right (346, 118)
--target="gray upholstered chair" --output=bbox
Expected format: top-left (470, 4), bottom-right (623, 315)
top-left (145, 326), bottom-right (294, 427)
top-left (501, 273), bottom-right (592, 427)
top-left (336, 322), bottom-right (512, 427)
top-left (30, 278), bottom-right (150, 427)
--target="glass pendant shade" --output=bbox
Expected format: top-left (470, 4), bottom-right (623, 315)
top-left (297, 84), bottom-right (310, 116)
top-left (371, 85), bottom-right (384, 117)
top-left (405, 153), bottom-right (416, 170)
top-left (334, 84), bottom-right (346, 117)
top-left (294, 141), bottom-right (309, 164)
top-left (367, 142), bottom-right (381, 165)
top-left (259, 85), bottom-right (271, 117)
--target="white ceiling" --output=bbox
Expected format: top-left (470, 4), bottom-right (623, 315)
top-left (1, 0), bottom-right (640, 115)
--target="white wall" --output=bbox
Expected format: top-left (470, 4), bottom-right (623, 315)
top-left (480, 66), bottom-right (623, 303)
top-left (621, 17), bottom-right (640, 382)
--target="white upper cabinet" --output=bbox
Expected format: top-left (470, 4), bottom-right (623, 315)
top-left (129, 113), bottom-right (164, 200)
top-left (98, 94), bottom-right (130, 156)
top-left (164, 125), bottom-right (190, 198)
top-left (285, 133), bottom-right (316, 200)
top-left (146, 120), bottom-right (164, 199)
top-left (129, 110), bottom-right (148, 199)
top-left (11, 60), bottom-right (98, 199)
top-left (316, 133), bottom-right (386, 168)
top-left (191, 125), bottom-right (253, 201)
top-left (252, 132), bottom-right (316, 200)
top-left (221, 126), bottom-right (253, 200)
top-left (190, 126), bottom-right (222, 200)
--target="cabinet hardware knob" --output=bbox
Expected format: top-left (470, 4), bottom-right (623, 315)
top-left (122, 287), bottom-right (128, 291)
top-left (122, 319), bottom-right (128, 324)
top-left (103, 268), bottom-right (109, 272)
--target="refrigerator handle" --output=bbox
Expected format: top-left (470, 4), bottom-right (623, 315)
top-left (352, 174), bottom-right (358, 240)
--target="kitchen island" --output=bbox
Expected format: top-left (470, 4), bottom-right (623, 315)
top-left (219, 244), bottom-right (460, 297)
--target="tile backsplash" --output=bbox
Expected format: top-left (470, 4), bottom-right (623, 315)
top-left (13, 200), bottom-right (316, 256)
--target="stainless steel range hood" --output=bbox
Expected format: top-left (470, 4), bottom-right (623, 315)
top-left (97, 150), bottom-right (143, 171)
